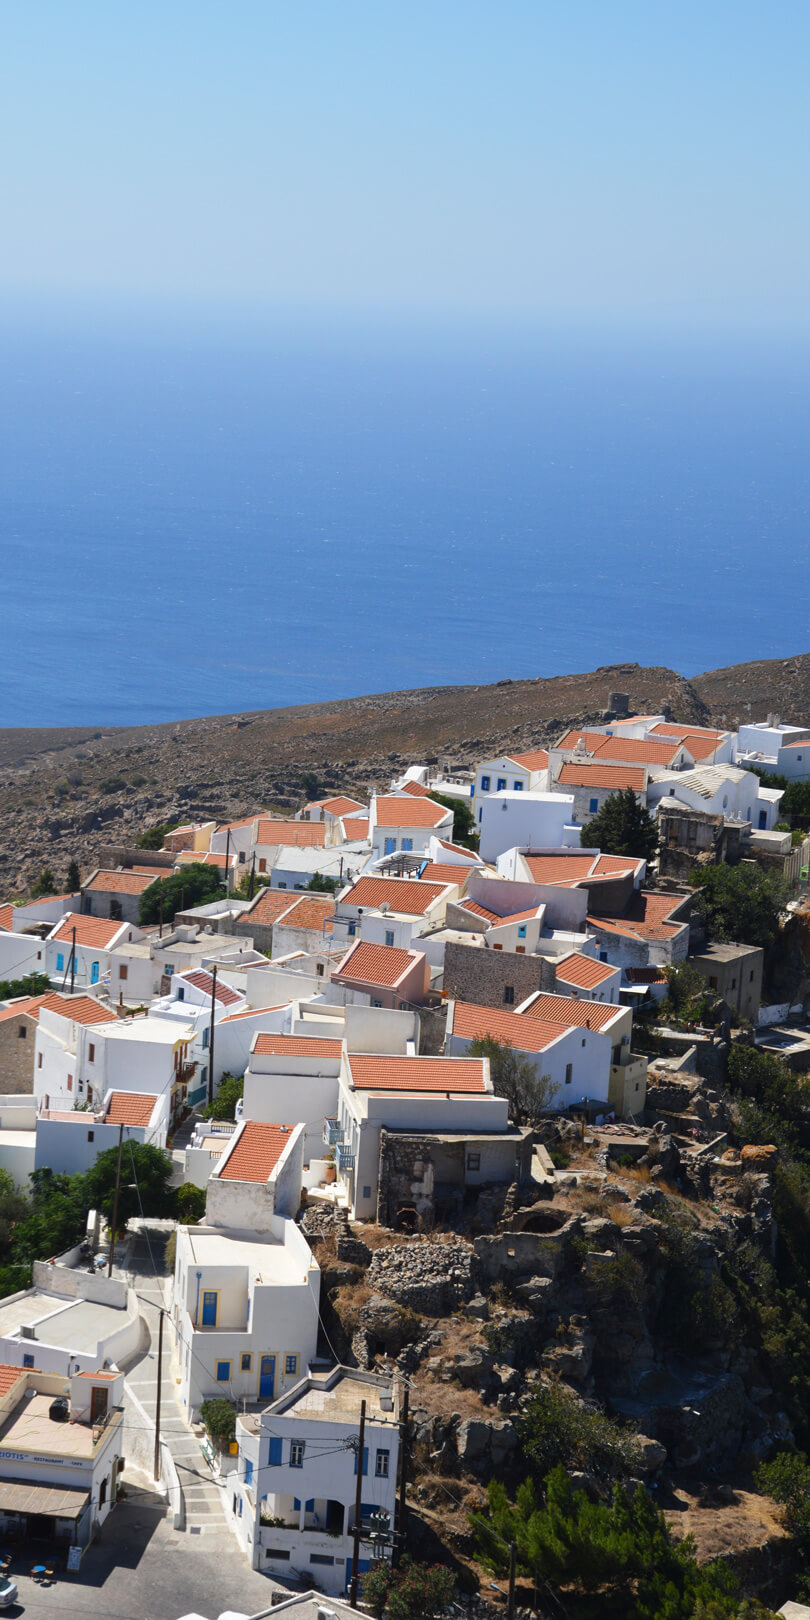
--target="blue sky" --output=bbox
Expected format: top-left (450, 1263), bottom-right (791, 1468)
top-left (1, 1), bottom-right (808, 327)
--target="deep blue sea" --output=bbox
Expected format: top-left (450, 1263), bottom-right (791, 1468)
top-left (2, 306), bottom-right (809, 728)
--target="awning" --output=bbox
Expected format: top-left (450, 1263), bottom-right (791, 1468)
top-left (0, 1479), bottom-right (89, 1519)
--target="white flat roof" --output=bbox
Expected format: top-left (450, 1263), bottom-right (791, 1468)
top-left (182, 1228), bottom-right (307, 1285)
top-left (0, 1290), bottom-right (126, 1352)
top-left (102, 1018), bottom-right (195, 1044)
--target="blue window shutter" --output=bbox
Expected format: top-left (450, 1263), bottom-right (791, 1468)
top-left (293, 1497), bottom-right (300, 1511)
top-left (56, 954), bottom-right (64, 972)
top-left (245, 1459), bottom-right (253, 1486)
top-left (268, 1437), bottom-right (282, 1465)
top-left (305, 1498), bottom-right (314, 1512)
top-left (354, 1447), bottom-right (369, 1475)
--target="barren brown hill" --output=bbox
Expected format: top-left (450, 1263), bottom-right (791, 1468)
top-left (0, 652), bottom-right (806, 888)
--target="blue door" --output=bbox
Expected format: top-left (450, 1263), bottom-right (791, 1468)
top-left (259, 1355), bottom-right (276, 1399)
top-left (201, 1291), bottom-right (217, 1326)
top-left (90, 960), bottom-right (99, 984)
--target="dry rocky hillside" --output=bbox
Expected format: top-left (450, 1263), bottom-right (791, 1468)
top-left (0, 651), bottom-right (806, 887)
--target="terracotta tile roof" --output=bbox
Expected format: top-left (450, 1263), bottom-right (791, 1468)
top-left (180, 969), bottom-right (242, 1006)
top-left (0, 994), bottom-right (53, 1024)
top-left (253, 1033), bottom-right (343, 1059)
top-left (219, 1005), bottom-right (287, 1024)
top-left (341, 876), bottom-right (446, 915)
top-left (587, 889), bottom-right (691, 944)
top-left (646, 725), bottom-right (725, 762)
top-left (373, 796), bottom-right (452, 829)
top-left (45, 994), bottom-right (115, 1027)
top-left (106, 1091), bottom-right (158, 1126)
top-left (51, 915), bottom-right (127, 948)
top-left (592, 854), bottom-right (643, 876)
top-left (418, 863), bottom-right (469, 886)
top-left (458, 899), bottom-right (541, 929)
top-left (341, 817), bottom-right (370, 840)
top-left (347, 1053), bottom-right (487, 1094)
top-left (174, 850), bottom-right (232, 868)
top-left (245, 889), bottom-right (299, 926)
top-left (781, 740), bottom-right (810, 750)
top-left (437, 839), bottom-right (480, 860)
top-left (451, 1000), bottom-right (567, 1054)
top-left (85, 870), bottom-right (156, 895)
top-left (507, 750), bottom-right (549, 772)
top-left (554, 953), bottom-right (618, 990)
top-left (398, 781), bottom-right (432, 797)
top-left (308, 796), bottom-right (366, 817)
top-left (276, 895), bottom-right (335, 932)
top-left (256, 820), bottom-right (326, 848)
top-left (524, 854), bottom-right (597, 885)
top-left (218, 1121), bottom-right (293, 1182)
top-left (518, 992), bottom-right (625, 1031)
top-left (625, 967), bottom-right (668, 985)
top-left (557, 762), bottom-right (647, 790)
top-left (650, 723), bottom-right (724, 741)
top-left (216, 814), bottom-right (264, 832)
top-left (556, 729), bottom-right (609, 751)
top-left (131, 865), bottom-right (173, 877)
top-left (0, 906), bottom-right (14, 933)
top-left (590, 736), bottom-right (684, 767)
top-left (335, 940), bottom-right (424, 988)
top-left (0, 1366), bottom-right (24, 1397)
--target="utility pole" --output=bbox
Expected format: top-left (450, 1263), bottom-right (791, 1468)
top-left (153, 1307), bottom-right (164, 1481)
top-left (349, 1399), bottom-right (366, 1608)
top-left (106, 1123), bottom-right (125, 1278)
top-left (207, 965), bottom-right (218, 1109)
top-left (159, 896), bottom-right (164, 939)
top-left (507, 1540), bottom-right (517, 1620)
top-left (248, 852), bottom-right (256, 901)
top-left (395, 1384), bottom-right (409, 1566)
top-left (70, 926), bottom-right (76, 994)
top-left (224, 830), bottom-right (231, 894)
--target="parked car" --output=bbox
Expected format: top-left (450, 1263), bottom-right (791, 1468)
top-left (0, 1575), bottom-right (18, 1606)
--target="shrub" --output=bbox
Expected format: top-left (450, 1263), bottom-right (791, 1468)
top-left (518, 1381), bottom-right (641, 1482)
top-left (174, 1183), bottom-right (207, 1223)
top-left (361, 1558), bottom-right (455, 1620)
top-left (201, 1074), bottom-right (243, 1122)
top-left (200, 1398), bottom-right (236, 1448)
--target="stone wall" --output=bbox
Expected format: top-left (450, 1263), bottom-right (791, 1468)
top-left (0, 1018), bottom-right (37, 1094)
top-left (442, 941), bottom-right (552, 1010)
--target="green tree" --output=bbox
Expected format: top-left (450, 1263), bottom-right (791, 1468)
top-left (580, 788), bottom-right (659, 861)
top-left (467, 1035), bottom-right (557, 1123)
top-left (305, 873), bottom-right (340, 893)
top-left (202, 1073), bottom-right (243, 1122)
top-left (137, 822), bottom-right (178, 850)
top-left (755, 1449), bottom-right (810, 1554)
top-left (29, 867), bottom-right (56, 900)
top-left (66, 859), bottom-right (81, 892)
top-left (82, 1141), bottom-right (175, 1232)
top-left (174, 1182), bottom-right (207, 1223)
top-left (361, 1559), bottom-right (456, 1620)
top-left (689, 863), bottom-right (789, 955)
top-left (0, 973), bottom-right (51, 1000)
top-left (429, 790), bottom-right (479, 849)
top-left (301, 772), bottom-right (324, 803)
top-left (660, 961), bottom-right (715, 1025)
top-left (199, 1398), bottom-right (236, 1447)
top-left (138, 863), bottom-right (224, 925)
top-left (519, 1380), bottom-right (641, 1482)
top-left (12, 1168), bottom-right (88, 1266)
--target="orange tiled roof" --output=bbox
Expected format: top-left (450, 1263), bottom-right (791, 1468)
top-left (373, 796), bottom-right (451, 829)
top-left (398, 781), bottom-right (432, 797)
top-left (51, 915), bottom-right (127, 947)
top-left (590, 736), bottom-right (684, 766)
top-left (219, 1005), bottom-right (287, 1023)
top-left (451, 1000), bottom-right (567, 1054)
top-left (253, 1033), bottom-right (343, 1059)
top-left (0, 906), bottom-right (14, 933)
top-left (180, 969), bottom-right (242, 1006)
top-left (341, 817), bottom-right (370, 840)
top-left (518, 992), bottom-right (625, 1031)
top-left (341, 876), bottom-right (446, 915)
top-left (86, 870), bottom-right (156, 895)
top-left (277, 894), bottom-right (335, 932)
top-left (0, 994), bottom-right (53, 1024)
top-left (556, 729), bottom-right (610, 751)
top-left (587, 888), bottom-right (691, 943)
top-left (554, 953), bottom-right (618, 990)
top-left (625, 967), bottom-right (668, 984)
top-left (174, 850), bottom-right (232, 868)
top-left (0, 1366), bottom-right (25, 1396)
top-left (557, 762), bottom-right (647, 790)
top-left (649, 722), bottom-right (724, 741)
top-left (245, 889), bottom-right (300, 926)
top-left (592, 854), bottom-right (643, 876)
top-left (309, 796), bottom-right (366, 817)
top-left (219, 1120), bottom-right (293, 1182)
top-left (335, 940), bottom-right (424, 988)
top-left (437, 839), bottom-right (480, 860)
top-left (106, 1092), bottom-right (158, 1126)
top-left (256, 820), bottom-right (326, 848)
top-left (418, 863), bottom-right (469, 886)
top-left (347, 1053), bottom-right (487, 1094)
top-left (45, 994), bottom-right (115, 1027)
top-left (508, 750), bottom-right (549, 772)
top-left (523, 854), bottom-right (596, 885)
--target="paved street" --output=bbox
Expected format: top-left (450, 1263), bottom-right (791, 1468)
top-left (0, 1486), bottom-right (280, 1620)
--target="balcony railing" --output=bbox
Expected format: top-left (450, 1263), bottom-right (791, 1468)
top-left (335, 1143), bottom-right (355, 1172)
top-left (176, 1062), bottom-right (197, 1086)
top-left (323, 1118), bottom-right (344, 1147)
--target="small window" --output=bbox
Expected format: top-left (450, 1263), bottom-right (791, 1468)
top-left (497, 778), bottom-right (507, 791)
top-left (503, 986), bottom-right (515, 1005)
top-left (290, 1440), bottom-right (305, 1468)
top-left (87, 1130), bottom-right (94, 1143)
top-left (750, 970), bottom-right (755, 982)
top-left (731, 977), bottom-right (737, 990)
top-left (582, 1037), bottom-right (586, 1047)
top-left (565, 1063), bottom-right (573, 1085)
top-left (88, 1043), bottom-right (95, 1063)
top-left (481, 775), bottom-right (491, 792)
top-left (348, 921), bottom-right (357, 938)
top-left (37, 1053), bottom-right (42, 1069)
top-left (589, 798), bottom-right (599, 814)
top-left (285, 1354), bottom-right (298, 1376)
top-left (22, 1354), bottom-right (34, 1369)
top-left (493, 942), bottom-right (502, 951)
top-left (401, 838), bottom-right (412, 852)
top-left (67, 1075), bottom-right (73, 1092)
top-left (245, 1458), bottom-right (254, 1487)
top-left (466, 1153), bottom-right (480, 1173)
top-left (17, 1025), bottom-right (26, 1040)
top-left (517, 924), bottom-right (527, 939)
top-left (385, 930), bottom-right (395, 948)
top-left (241, 1353), bottom-right (252, 1372)
top-left (376, 1449), bottom-right (390, 1477)
top-left (310, 1554), bottom-right (335, 1566)
top-left (363, 1185), bottom-right (372, 1199)
top-left (119, 964), bottom-right (128, 980)
top-left (177, 987), bottom-right (185, 1000)
top-left (478, 809), bottom-right (482, 822)
top-left (99, 1477), bottom-right (107, 1508)
top-left (216, 1361), bottom-right (231, 1383)
top-left (371, 998), bottom-right (383, 1008)
top-left (202, 1028), bottom-right (209, 1050)
top-left (516, 945), bottom-right (525, 954)
top-left (513, 780), bottom-right (523, 790)
top-left (258, 858), bottom-right (266, 873)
